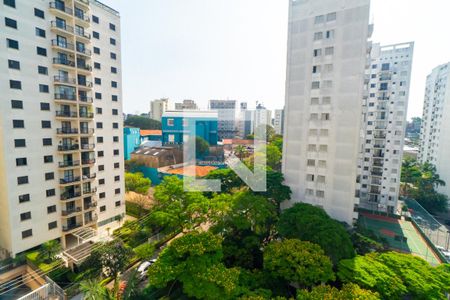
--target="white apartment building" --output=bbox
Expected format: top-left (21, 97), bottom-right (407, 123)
top-left (150, 98), bottom-right (169, 122)
top-left (358, 42), bottom-right (414, 214)
top-left (208, 99), bottom-right (237, 140)
top-left (0, 0), bottom-right (125, 256)
top-left (175, 99), bottom-right (198, 110)
top-left (253, 103), bottom-right (272, 132)
top-left (282, 0), bottom-right (371, 224)
top-left (419, 63), bottom-right (450, 198)
top-left (273, 109), bottom-right (284, 135)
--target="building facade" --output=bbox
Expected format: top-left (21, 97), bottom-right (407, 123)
top-left (208, 100), bottom-right (237, 140)
top-left (150, 98), bottom-right (169, 122)
top-left (282, 0), bottom-right (371, 224)
top-left (0, 0), bottom-right (125, 255)
top-left (358, 42), bottom-right (414, 214)
top-left (419, 63), bottom-right (450, 198)
top-left (161, 111), bottom-right (218, 146)
top-left (253, 103), bottom-right (272, 133)
top-left (273, 109), bottom-right (284, 135)
top-left (174, 99), bottom-right (198, 110)
top-left (123, 127), bottom-right (140, 160)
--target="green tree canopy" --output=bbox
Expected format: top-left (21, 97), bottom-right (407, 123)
top-left (196, 136), bottom-right (210, 157)
top-left (263, 239), bottom-right (334, 288)
top-left (125, 172), bottom-right (151, 194)
top-left (124, 115), bottom-right (161, 129)
top-left (277, 203), bottom-right (355, 264)
top-left (148, 231), bottom-right (240, 299)
top-left (297, 283), bottom-right (380, 300)
top-left (38, 240), bottom-right (61, 263)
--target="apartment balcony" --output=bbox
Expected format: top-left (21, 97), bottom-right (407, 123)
top-left (55, 93), bottom-right (77, 102)
top-left (76, 63), bottom-right (92, 74)
top-left (84, 215), bottom-right (98, 226)
top-left (75, 0), bottom-right (90, 9)
top-left (82, 173), bottom-right (96, 182)
top-left (373, 144), bottom-right (385, 149)
top-left (83, 188), bottom-right (97, 196)
top-left (80, 143), bottom-right (95, 151)
top-left (52, 58), bottom-right (76, 70)
top-left (74, 10), bottom-right (90, 25)
top-left (56, 111), bottom-right (78, 119)
top-left (76, 47), bottom-right (92, 57)
top-left (79, 112), bottom-right (94, 119)
top-left (374, 133), bottom-right (386, 139)
top-left (58, 160), bottom-right (80, 169)
top-left (49, 2), bottom-right (73, 17)
top-left (84, 201), bottom-right (97, 210)
top-left (62, 223), bottom-right (83, 233)
top-left (58, 144), bottom-right (79, 152)
top-left (75, 29), bottom-right (91, 41)
top-left (371, 171), bottom-right (383, 177)
top-left (373, 161), bottom-right (384, 167)
top-left (80, 128), bottom-right (94, 136)
top-left (57, 128), bottom-right (79, 136)
top-left (50, 21), bottom-right (74, 36)
top-left (59, 176), bottom-right (81, 186)
top-left (78, 81), bottom-right (93, 90)
top-left (51, 40), bottom-right (75, 53)
top-left (60, 192), bottom-right (81, 201)
top-left (61, 207), bottom-right (82, 217)
top-left (78, 95), bottom-right (93, 103)
top-left (81, 158), bottom-right (95, 166)
top-left (54, 75), bottom-right (77, 86)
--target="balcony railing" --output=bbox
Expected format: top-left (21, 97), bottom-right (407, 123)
top-left (82, 173), bottom-right (96, 180)
top-left (79, 112), bottom-right (94, 118)
top-left (75, 29), bottom-right (91, 39)
top-left (61, 207), bottom-right (82, 216)
top-left (371, 171), bottom-right (383, 177)
top-left (80, 128), bottom-right (94, 135)
top-left (373, 161), bottom-right (383, 167)
top-left (54, 75), bottom-right (77, 85)
top-left (55, 93), bottom-right (77, 101)
top-left (57, 128), bottom-right (78, 134)
top-left (60, 176), bottom-right (81, 184)
top-left (51, 40), bottom-right (75, 51)
top-left (83, 187), bottom-right (97, 194)
top-left (62, 223), bottom-right (82, 232)
top-left (75, 0), bottom-right (90, 6)
top-left (75, 11), bottom-right (90, 22)
top-left (58, 144), bottom-right (79, 151)
top-left (58, 160), bottom-right (80, 168)
top-left (374, 134), bottom-right (386, 139)
top-left (50, 21), bottom-right (74, 33)
top-left (78, 81), bottom-right (93, 88)
top-left (56, 111), bottom-right (78, 118)
top-left (81, 158), bottom-right (96, 165)
top-left (53, 58), bottom-right (75, 67)
top-left (80, 143), bottom-right (95, 150)
top-left (49, 2), bottom-right (73, 15)
top-left (84, 201), bottom-right (97, 209)
top-left (373, 153), bottom-right (385, 158)
top-left (79, 95), bottom-right (93, 103)
top-left (77, 47), bottom-right (92, 56)
top-left (373, 144), bottom-right (385, 149)
top-left (77, 63), bottom-right (92, 71)
top-left (85, 215), bottom-right (98, 225)
top-left (60, 192), bottom-right (81, 201)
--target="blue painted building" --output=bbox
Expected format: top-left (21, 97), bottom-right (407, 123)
top-left (123, 127), bottom-right (141, 160)
top-left (162, 111), bottom-right (218, 146)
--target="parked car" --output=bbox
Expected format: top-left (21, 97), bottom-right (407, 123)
top-left (137, 259), bottom-right (157, 280)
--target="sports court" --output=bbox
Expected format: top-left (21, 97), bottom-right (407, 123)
top-left (359, 212), bottom-right (441, 265)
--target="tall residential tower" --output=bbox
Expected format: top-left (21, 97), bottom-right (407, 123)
top-left (282, 0), bottom-right (371, 224)
top-left (0, 0), bottom-right (125, 256)
top-left (358, 42), bottom-right (414, 214)
top-left (419, 63), bottom-right (450, 198)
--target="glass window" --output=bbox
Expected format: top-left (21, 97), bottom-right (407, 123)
top-left (36, 46), bottom-right (47, 56)
top-left (11, 100), bottom-right (23, 109)
top-left (47, 205), bottom-right (56, 213)
top-left (35, 27), bottom-right (46, 37)
top-left (16, 158), bottom-right (27, 166)
top-left (7, 38), bottom-right (19, 49)
top-left (19, 194), bottom-right (30, 203)
top-left (17, 176), bottom-right (29, 185)
top-left (34, 8), bottom-right (44, 18)
top-left (48, 221), bottom-right (57, 230)
top-left (14, 139), bottom-right (26, 147)
top-left (4, 0), bottom-right (15, 8)
top-left (44, 155), bottom-right (53, 163)
top-left (92, 15), bottom-right (99, 23)
top-left (109, 23), bottom-right (116, 31)
top-left (13, 120), bottom-right (24, 128)
top-left (22, 229), bottom-right (33, 239)
top-left (10, 80), bottom-right (22, 89)
top-left (8, 59), bottom-right (20, 69)
top-left (5, 17), bottom-right (17, 28)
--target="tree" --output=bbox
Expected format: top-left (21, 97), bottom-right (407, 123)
top-left (400, 158), bottom-right (421, 196)
top-left (134, 243), bottom-right (155, 261)
top-left (79, 279), bottom-right (109, 300)
top-left (419, 162), bottom-right (446, 191)
top-left (38, 240), bottom-right (61, 263)
top-left (125, 172), bottom-right (151, 194)
top-left (297, 283), bottom-right (380, 300)
top-left (82, 240), bottom-right (133, 284)
top-left (151, 176), bottom-right (224, 232)
top-left (265, 144), bottom-right (282, 171)
top-left (196, 136), bottom-right (210, 158)
top-left (414, 190), bottom-right (448, 214)
top-left (148, 232), bottom-right (240, 299)
top-left (271, 135), bottom-right (283, 152)
top-left (277, 203), bottom-right (355, 264)
top-left (124, 115), bottom-right (161, 129)
top-left (263, 239), bottom-right (334, 288)
top-left (235, 145), bottom-right (248, 159)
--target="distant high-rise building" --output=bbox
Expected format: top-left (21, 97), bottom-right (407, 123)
top-left (406, 117), bottom-right (421, 139)
top-left (273, 109), bottom-right (284, 135)
top-left (208, 100), bottom-right (237, 140)
top-left (175, 99), bottom-right (198, 110)
top-left (358, 42), bottom-right (414, 214)
top-left (150, 98), bottom-right (169, 122)
top-left (0, 0), bottom-right (125, 256)
top-left (282, 0), bottom-right (371, 224)
top-left (419, 63), bottom-right (450, 198)
top-left (253, 103), bottom-right (272, 132)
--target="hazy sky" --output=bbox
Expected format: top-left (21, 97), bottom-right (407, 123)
top-left (101, 0), bottom-right (450, 118)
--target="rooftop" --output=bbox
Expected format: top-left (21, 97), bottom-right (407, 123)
top-left (93, 0), bottom-right (120, 16)
top-left (140, 129), bottom-right (162, 136)
top-left (161, 165), bottom-right (217, 177)
top-left (163, 110), bottom-right (218, 119)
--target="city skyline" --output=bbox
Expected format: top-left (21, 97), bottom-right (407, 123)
top-left (102, 0), bottom-right (450, 119)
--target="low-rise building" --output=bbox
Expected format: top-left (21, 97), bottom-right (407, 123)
top-left (175, 99), bottom-right (198, 110)
top-left (123, 128), bottom-right (141, 160)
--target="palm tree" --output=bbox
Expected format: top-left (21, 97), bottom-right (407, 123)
top-left (420, 162), bottom-right (446, 191)
top-left (80, 279), bottom-right (108, 300)
top-left (39, 240), bottom-right (61, 262)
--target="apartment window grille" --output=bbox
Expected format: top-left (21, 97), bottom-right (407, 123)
top-left (11, 100), bottom-right (23, 109)
top-left (38, 66), bottom-right (48, 74)
top-left (17, 176), bottom-right (28, 185)
top-left (13, 120), bottom-right (24, 128)
top-left (42, 138), bottom-right (52, 146)
top-left (40, 102), bottom-right (50, 110)
top-left (46, 189), bottom-right (55, 197)
top-left (10, 80), bottom-right (21, 89)
top-left (314, 15), bottom-right (324, 24)
top-left (47, 205), bottom-right (56, 213)
top-left (36, 47), bottom-right (47, 56)
top-left (45, 172), bottom-right (54, 180)
top-left (325, 47), bottom-right (334, 56)
top-left (35, 27), bottom-right (46, 38)
top-left (48, 221), bottom-right (57, 230)
top-left (313, 32), bottom-right (323, 40)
